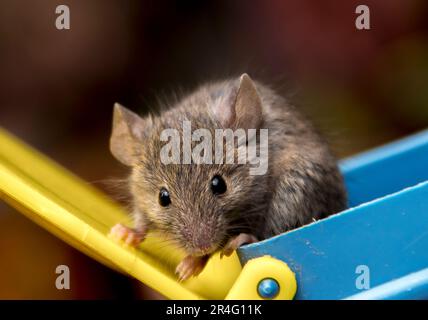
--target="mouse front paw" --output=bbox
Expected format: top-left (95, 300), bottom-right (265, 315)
top-left (109, 223), bottom-right (146, 247)
top-left (175, 255), bottom-right (209, 282)
top-left (220, 233), bottom-right (258, 258)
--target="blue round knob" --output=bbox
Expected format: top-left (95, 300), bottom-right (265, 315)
top-left (257, 278), bottom-right (280, 299)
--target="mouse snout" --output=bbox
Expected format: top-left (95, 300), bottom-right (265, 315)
top-left (193, 237), bottom-right (214, 252)
top-left (180, 222), bottom-right (220, 256)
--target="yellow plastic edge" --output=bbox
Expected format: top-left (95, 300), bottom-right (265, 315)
top-left (225, 256), bottom-right (297, 300)
top-left (0, 127), bottom-right (243, 300)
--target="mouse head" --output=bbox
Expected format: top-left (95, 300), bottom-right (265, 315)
top-left (110, 74), bottom-right (268, 256)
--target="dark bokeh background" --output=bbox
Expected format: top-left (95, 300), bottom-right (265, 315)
top-left (1, 0), bottom-right (427, 299)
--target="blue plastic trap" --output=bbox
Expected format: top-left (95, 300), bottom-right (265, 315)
top-left (239, 129), bottom-right (428, 300)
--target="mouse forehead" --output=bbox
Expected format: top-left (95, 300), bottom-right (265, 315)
top-left (141, 153), bottom-right (234, 190)
top-left (138, 162), bottom-right (217, 208)
top-left (145, 110), bottom-right (219, 161)
top-left (160, 163), bottom-right (221, 189)
top-left (143, 112), bottom-right (241, 182)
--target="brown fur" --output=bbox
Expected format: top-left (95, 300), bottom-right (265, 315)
top-left (110, 74), bottom-right (347, 256)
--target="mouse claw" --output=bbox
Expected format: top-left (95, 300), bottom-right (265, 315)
top-left (220, 249), bottom-right (232, 259)
top-left (175, 255), bottom-right (208, 282)
top-left (220, 248), bottom-right (234, 259)
top-left (221, 233), bottom-right (258, 258)
top-left (109, 223), bottom-right (146, 247)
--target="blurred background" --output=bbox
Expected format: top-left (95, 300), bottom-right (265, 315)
top-left (1, 0), bottom-right (428, 299)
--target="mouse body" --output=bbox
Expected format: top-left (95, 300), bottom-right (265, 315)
top-left (109, 74), bottom-right (347, 280)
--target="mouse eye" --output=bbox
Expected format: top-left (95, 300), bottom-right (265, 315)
top-left (159, 188), bottom-right (171, 207)
top-left (211, 175), bottom-right (227, 195)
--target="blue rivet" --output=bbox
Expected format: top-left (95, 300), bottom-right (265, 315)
top-left (257, 278), bottom-right (280, 299)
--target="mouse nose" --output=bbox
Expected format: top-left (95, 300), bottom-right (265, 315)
top-left (181, 226), bottom-right (217, 255)
top-left (194, 238), bottom-right (213, 252)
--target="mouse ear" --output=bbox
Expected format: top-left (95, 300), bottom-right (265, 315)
top-left (110, 103), bottom-right (146, 166)
top-left (213, 73), bottom-right (263, 130)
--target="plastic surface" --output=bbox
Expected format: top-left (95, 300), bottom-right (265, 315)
top-left (2, 125), bottom-right (428, 300)
top-left (341, 128), bottom-right (428, 207)
top-left (345, 267), bottom-right (428, 300)
top-left (239, 129), bottom-right (428, 299)
top-left (257, 278), bottom-right (280, 299)
top-left (225, 256), bottom-right (296, 300)
top-left (0, 128), bottom-right (242, 300)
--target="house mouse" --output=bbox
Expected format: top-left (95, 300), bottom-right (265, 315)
top-left (108, 74), bottom-right (347, 281)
